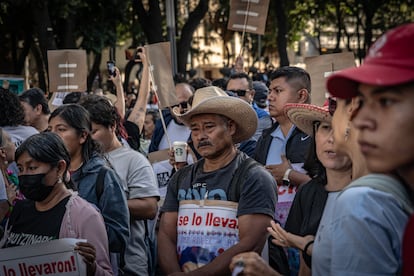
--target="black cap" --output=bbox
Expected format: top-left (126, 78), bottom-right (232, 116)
top-left (252, 81), bottom-right (268, 108)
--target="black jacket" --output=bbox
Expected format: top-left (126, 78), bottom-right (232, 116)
top-left (254, 122), bottom-right (311, 165)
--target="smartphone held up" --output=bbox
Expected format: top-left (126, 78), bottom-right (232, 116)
top-left (107, 61), bottom-right (116, 77)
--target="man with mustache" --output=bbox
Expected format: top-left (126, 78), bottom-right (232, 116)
top-left (157, 86), bottom-right (277, 275)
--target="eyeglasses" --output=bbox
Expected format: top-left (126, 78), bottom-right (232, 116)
top-left (328, 97), bottom-right (337, 116)
top-left (226, 89), bottom-right (248, 97)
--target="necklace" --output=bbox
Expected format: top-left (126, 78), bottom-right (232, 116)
top-left (70, 162), bottom-right (84, 172)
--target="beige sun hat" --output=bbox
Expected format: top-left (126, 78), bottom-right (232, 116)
top-left (172, 86), bottom-right (257, 143)
top-left (284, 103), bottom-right (331, 136)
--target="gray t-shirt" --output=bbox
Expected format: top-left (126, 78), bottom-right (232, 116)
top-left (162, 152), bottom-right (277, 218)
top-left (107, 146), bottom-right (159, 275)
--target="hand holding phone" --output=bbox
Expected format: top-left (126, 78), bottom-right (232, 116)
top-left (107, 61), bottom-right (116, 77)
top-left (134, 47), bottom-right (144, 63)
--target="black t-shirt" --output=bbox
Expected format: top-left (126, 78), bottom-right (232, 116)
top-left (284, 177), bottom-right (328, 236)
top-left (4, 196), bottom-right (70, 248)
top-left (162, 152), bottom-right (277, 218)
top-left (283, 177), bottom-right (328, 268)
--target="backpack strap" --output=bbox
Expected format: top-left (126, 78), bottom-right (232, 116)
top-left (173, 155), bottom-right (260, 202)
top-left (229, 156), bottom-right (261, 202)
top-left (341, 174), bottom-right (413, 215)
top-left (95, 166), bottom-right (108, 201)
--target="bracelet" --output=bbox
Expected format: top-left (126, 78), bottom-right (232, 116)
top-left (303, 240), bottom-right (314, 254)
top-left (282, 168), bottom-right (292, 185)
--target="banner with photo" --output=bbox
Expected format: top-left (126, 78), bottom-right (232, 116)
top-left (177, 200), bottom-right (239, 272)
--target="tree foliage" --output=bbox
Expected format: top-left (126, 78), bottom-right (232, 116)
top-left (0, 0), bottom-right (412, 92)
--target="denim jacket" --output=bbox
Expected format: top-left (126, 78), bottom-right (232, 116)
top-left (71, 154), bottom-right (130, 253)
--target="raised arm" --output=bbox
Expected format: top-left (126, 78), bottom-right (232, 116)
top-left (109, 66), bottom-right (126, 119)
top-left (127, 46), bottom-right (150, 134)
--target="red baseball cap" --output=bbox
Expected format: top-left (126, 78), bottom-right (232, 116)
top-left (327, 23), bottom-right (414, 99)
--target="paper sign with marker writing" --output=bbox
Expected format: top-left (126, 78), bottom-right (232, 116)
top-left (227, 0), bottom-right (270, 35)
top-left (48, 50), bottom-right (87, 93)
top-left (0, 238), bottom-right (87, 276)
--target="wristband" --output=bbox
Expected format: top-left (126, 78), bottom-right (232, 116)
top-left (303, 240), bottom-right (314, 254)
top-left (282, 168), bottom-right (292, 185)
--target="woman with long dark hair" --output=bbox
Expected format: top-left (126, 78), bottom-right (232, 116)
top-left (48, 104), bottom-right (129, 273)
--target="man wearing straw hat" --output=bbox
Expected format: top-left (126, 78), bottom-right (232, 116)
top-left (157, 86), bottom-right (277, 275)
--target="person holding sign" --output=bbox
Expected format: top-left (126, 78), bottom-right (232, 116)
top-left (158, 86), bottom-right (277, 275)
top-left (0, 132), bottom-right (112, 275)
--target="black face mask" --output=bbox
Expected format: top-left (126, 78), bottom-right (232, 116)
top-left (19, 173), bottom-right (56, 202)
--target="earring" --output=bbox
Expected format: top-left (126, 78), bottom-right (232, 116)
top-left (344, 127), bottom-right (350, 141)
top-left (57, 176), bottom-right (63, 183)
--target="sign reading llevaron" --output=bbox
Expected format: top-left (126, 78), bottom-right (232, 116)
top-left (0, 238), bottom-right (87, 276)
top-left (227, 0), bottom-right (270, 35)
top-left (47, 50), bottom-right (87, 93)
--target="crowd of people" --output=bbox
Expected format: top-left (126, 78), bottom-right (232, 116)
top-left (0, 22), bottom-right (413, 276)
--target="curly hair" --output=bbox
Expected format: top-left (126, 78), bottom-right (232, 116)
top-left (0, 87), bottom-right (25, 126)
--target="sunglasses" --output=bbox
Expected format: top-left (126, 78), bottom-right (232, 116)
top-left (171, 101), bottom-right (188, 109)
top-left (226, 89), bottom-right (248, 97)
top-left (328, 97), bottom-right (337, 116)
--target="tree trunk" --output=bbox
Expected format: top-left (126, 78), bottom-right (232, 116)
top-left (334, 1), bottom-right (342, 52)
top-left (31, 1), bottom-right (57, 65)
top-left (31, 44), bottom-right (47, 92)
top-left (134, 0), bottom-right (163, 44)
top-left (176, 0), bottom-right (209, 74)
top-left (275, 0), bottom-right (289, 67)
top-left (57, 18), bottom-right (77, 49)
top-left (30, 1), bottom-right (57, 92)
top-left (87, 52), bottom-right (102, 92)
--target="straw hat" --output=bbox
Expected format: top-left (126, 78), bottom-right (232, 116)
top-left (172, 86), bottom-right (257, 143)
top-left (284, 103), bottom-right (331, 136)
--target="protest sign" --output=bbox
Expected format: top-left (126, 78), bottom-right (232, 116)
top-left (177, 200), bottom-right (239, 271)
top-left (145, 42), bottom-right (177, 109)
top-left (227, 0), bottom-right (270, 35)
top-left (305, 52), bottom-right (356, 106)
top-left (0, 238), bottom-right (87, 276)
top-left (48, 50), bottom-right (87, 93)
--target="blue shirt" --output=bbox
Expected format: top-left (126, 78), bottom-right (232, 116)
top-left (312, 174), bottom-right (409, 275)
top-left (265, 125), bottom-right (295, 165)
